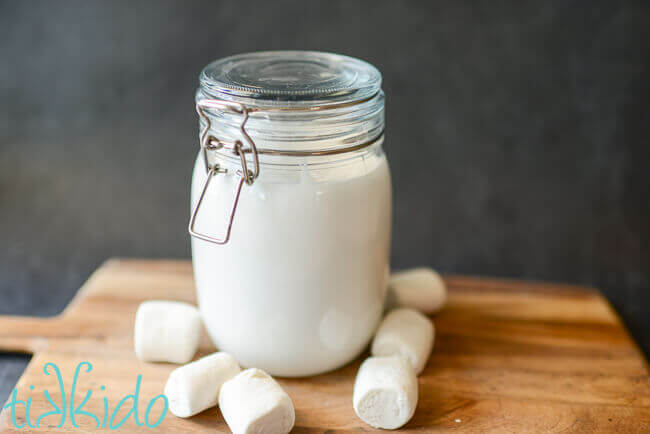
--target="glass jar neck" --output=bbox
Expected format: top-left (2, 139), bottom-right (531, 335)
top-left (195, 88), bottom-right (384, 166)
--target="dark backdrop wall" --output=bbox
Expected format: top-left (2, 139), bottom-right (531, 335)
top-left (1, 0), bottom-right (648, 398)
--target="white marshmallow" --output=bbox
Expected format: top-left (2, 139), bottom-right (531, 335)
top-left (353, 356), bottom-right (418, 430)
top-left (388, 268), bottom-right (447, 314)
top-left (164, 352), bottom-right (241, 418)
top-left (371, 308), bottom-right (434, 375)
top-left (134, 300), bottom-right (202, 364)
top-left (219, 368), bottom-right (295, 434)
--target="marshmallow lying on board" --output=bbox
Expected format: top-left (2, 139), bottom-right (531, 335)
top-left (134, 301), bottom-right (202, 364)
top-left (388, 268), bottom-right (447, 314)
top-left (164, 352), bottom-right (241, 418)
top-left (371, 308), bottom-right (434, 375)
top-left (353, 356), bottom-right (418, 430)
top-left (219, 368), bottom-right (295, 434)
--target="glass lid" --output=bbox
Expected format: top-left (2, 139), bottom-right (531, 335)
top-left (199, 51), bottom-right (382, 107)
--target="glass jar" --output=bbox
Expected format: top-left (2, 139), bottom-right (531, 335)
top-left (190, 51), bottom-right (391, 377)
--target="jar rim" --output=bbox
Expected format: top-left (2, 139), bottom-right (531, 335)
top-left (196, 51), bottom-right (385, 159)
top-left (199, 51), bottom-right (382, 109)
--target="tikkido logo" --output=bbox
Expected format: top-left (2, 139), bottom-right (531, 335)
top-left (3, 362), bottom-right (168, 430)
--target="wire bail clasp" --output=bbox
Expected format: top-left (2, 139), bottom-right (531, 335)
top-left (188, 99), bottom-right (260, 244)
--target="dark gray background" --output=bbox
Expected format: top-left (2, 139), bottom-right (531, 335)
top-left (1, 1), bottom-right (648, 402)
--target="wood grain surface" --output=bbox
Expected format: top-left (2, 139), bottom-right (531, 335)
top-left (0, 259), bottom-right (647, 432)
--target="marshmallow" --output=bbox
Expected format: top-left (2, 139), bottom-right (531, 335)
top-left (134, 301), bottom-right (202, 364)
top-left (219, 368), bottom-right (295, 434)
top-left (388, 268), bottom-right (447, 314)
top-left (371, 308), bottom-right (434, 375)
top-left (164, 352), bottom-right (241, 418)
top-left (353, 356), bottom-right (418, 430)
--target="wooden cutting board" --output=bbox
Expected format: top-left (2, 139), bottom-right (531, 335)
top-left (0, 259), bottom-right (648, 432)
